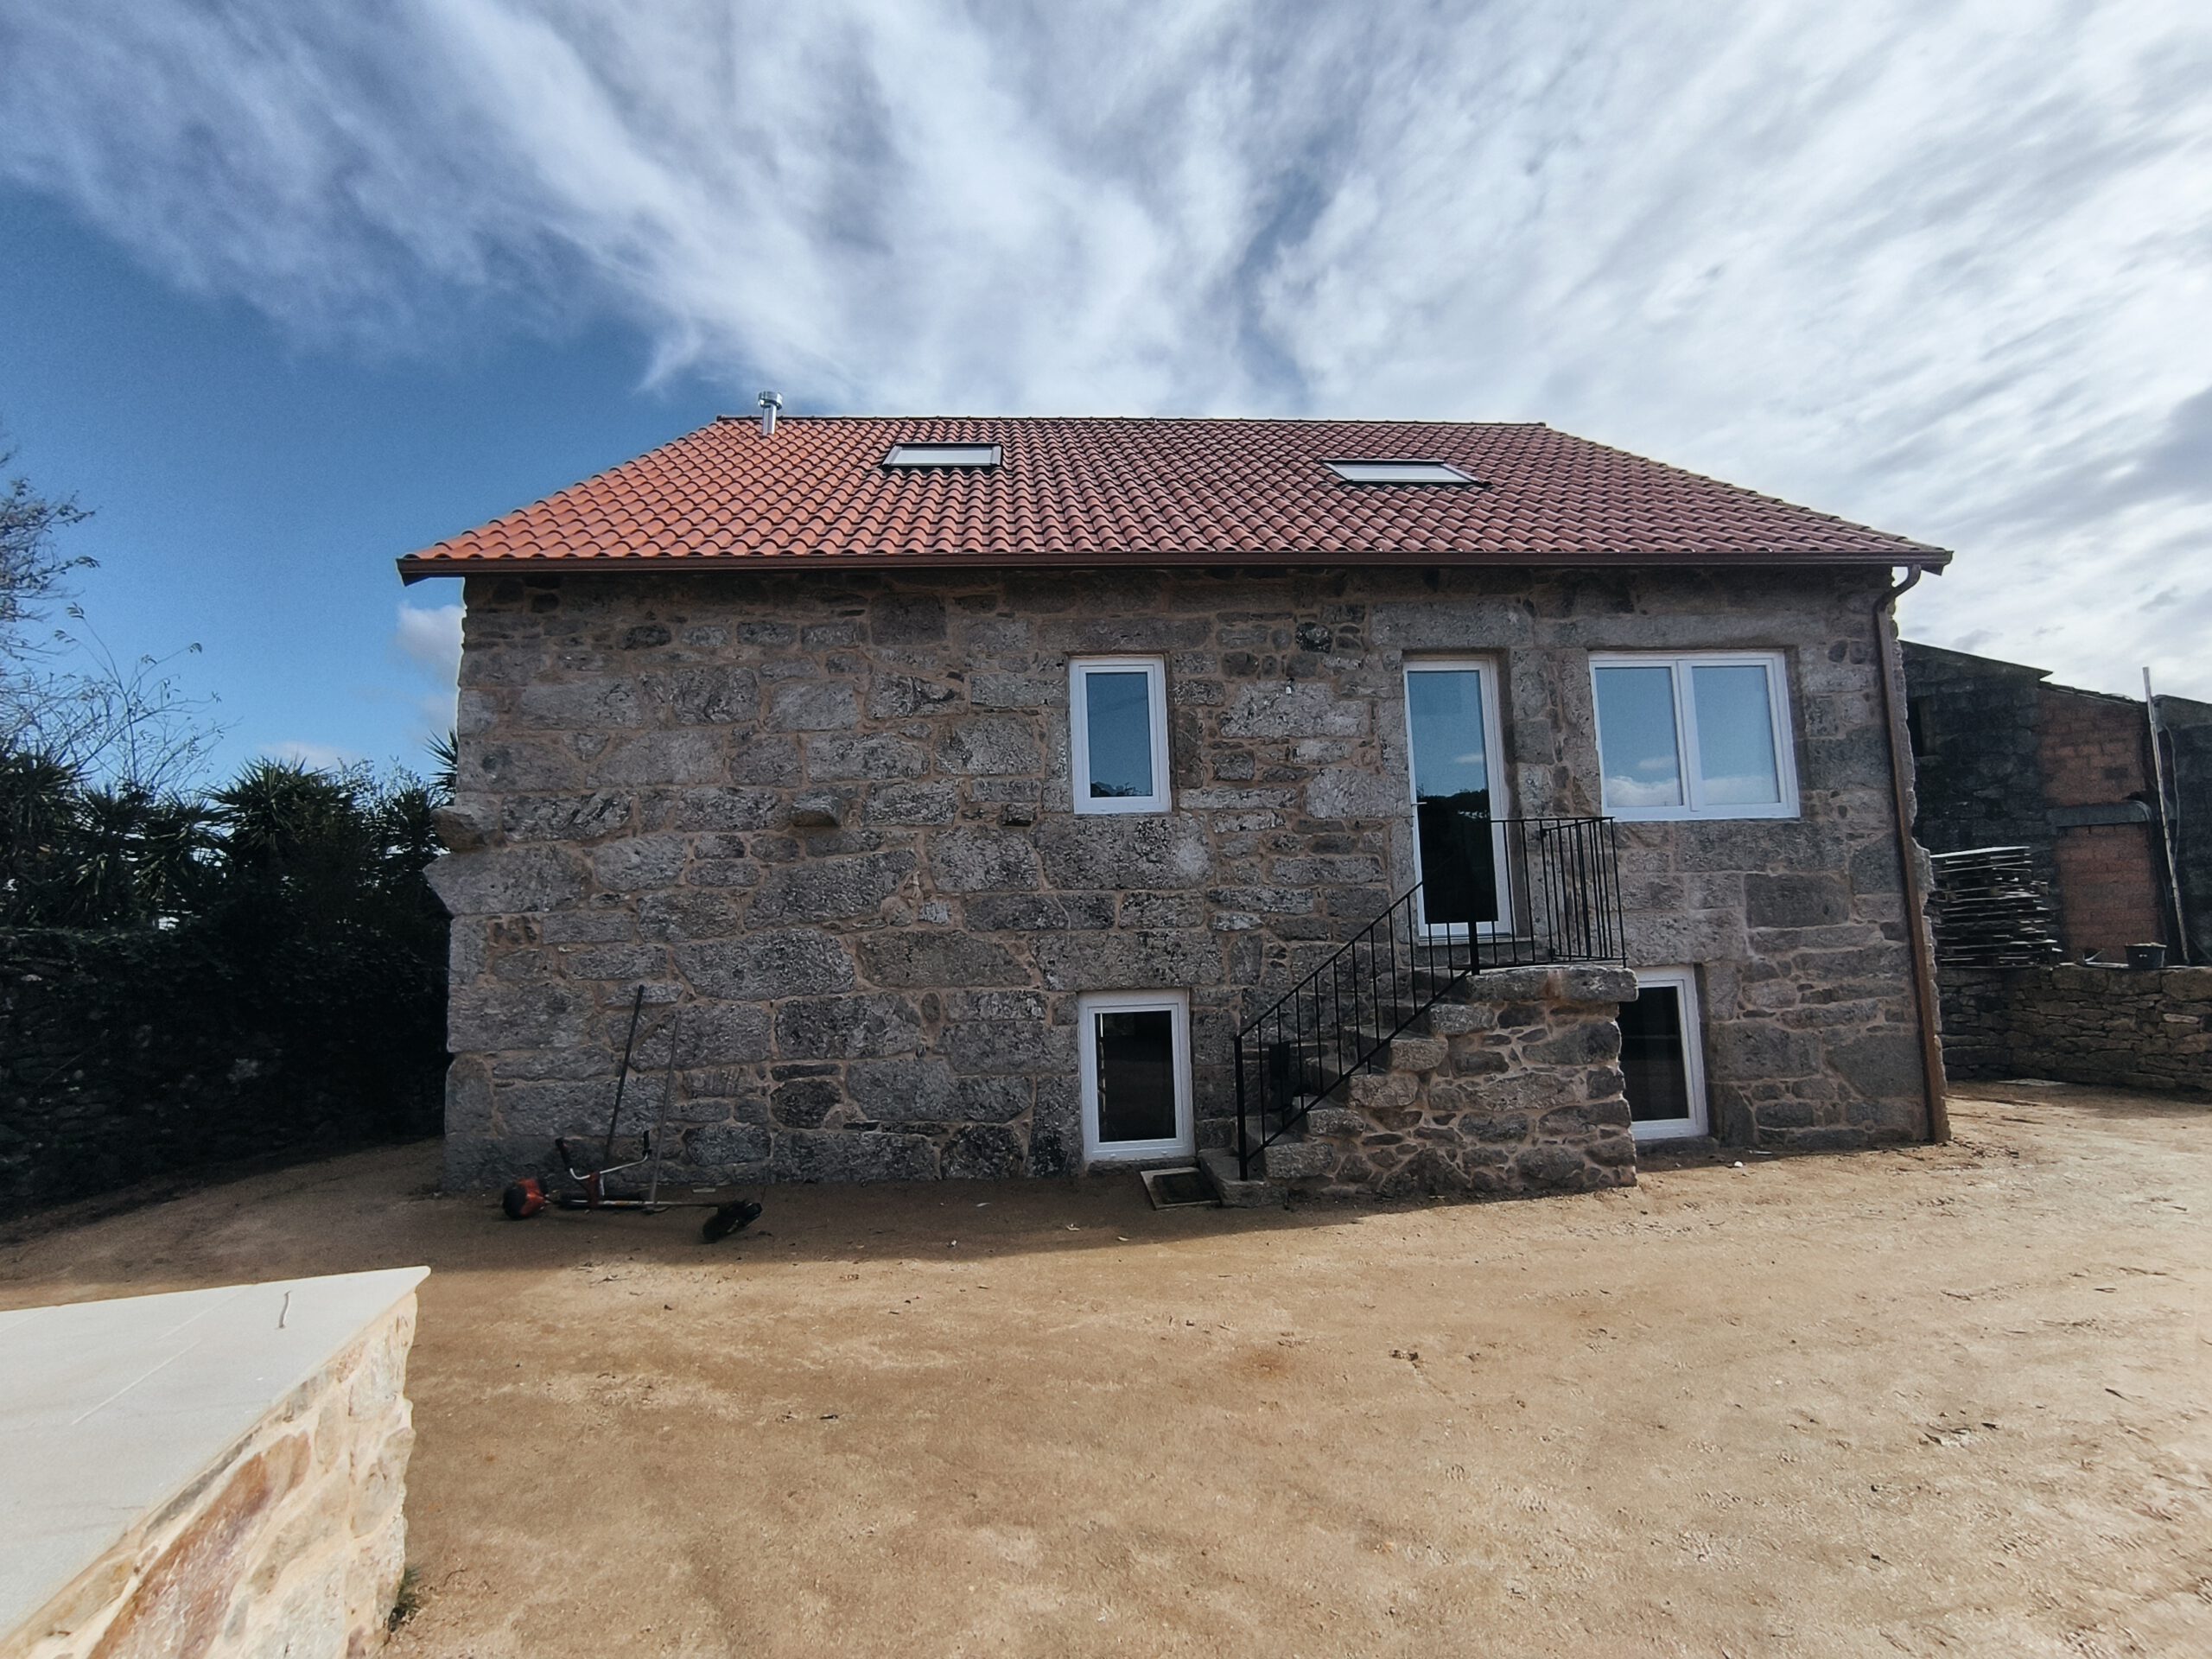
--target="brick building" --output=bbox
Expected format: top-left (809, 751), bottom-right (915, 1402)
top-left (1903, 642), bottom-right (2209, 959)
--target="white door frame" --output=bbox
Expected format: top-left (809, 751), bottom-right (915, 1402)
top-left (1628, 966), bottom-right (1710, 1141)
top-left (1077, 989), bottom-right (1194, 1163)
top-left (1402, 657), bottom-right (1512, 938)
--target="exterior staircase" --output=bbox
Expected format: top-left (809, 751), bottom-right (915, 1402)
top-left (1198, 995), bottom-right (1450, 1204)
top-left (1202, 814), bottom-right (1625, 1205)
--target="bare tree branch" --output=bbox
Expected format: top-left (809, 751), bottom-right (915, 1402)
top-left (1, 436), bottom-right (223, 788)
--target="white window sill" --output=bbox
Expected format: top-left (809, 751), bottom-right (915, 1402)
top-left (1630, 1119), bottom-right (1711, 1143)
top-left (1605, 805), bottom-right (1800, 823)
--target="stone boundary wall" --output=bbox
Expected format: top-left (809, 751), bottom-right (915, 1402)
top-left (3, 1291), bottom-right (421, 1659)
top-left (1283, 965), bottom-right (1640, 1198)
top-left (1939, 963), bottom-right (2212, 1093)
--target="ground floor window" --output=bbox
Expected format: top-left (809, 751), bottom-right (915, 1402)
top-left (1077, 990), bottom-right (1193, 1162)
top-left (1620, 967), bottom-right (1709, 1141)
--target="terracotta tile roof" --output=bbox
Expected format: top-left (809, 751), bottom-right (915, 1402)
top-left (397, 416), bottom-right (1948, 581)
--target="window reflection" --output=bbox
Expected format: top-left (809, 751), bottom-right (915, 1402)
top-left (1407, 667), bottom-right (1500, 927)
top-left (1690, 664), bottom-right (1781, 804)
top-left (1084, 669), bottom-right (1155, 800)
top-left (1593, 664), bottom-right (1684, 808)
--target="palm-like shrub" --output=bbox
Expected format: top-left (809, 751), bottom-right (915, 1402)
top-left (0, 746), bottom-right (452, 1212)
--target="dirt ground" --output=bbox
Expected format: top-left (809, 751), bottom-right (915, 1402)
top-left (3, 1084), bottom-right (2209, 1658)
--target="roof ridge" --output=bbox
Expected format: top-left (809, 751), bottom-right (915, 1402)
top-left (709, 413), bottom-right (1554, 427)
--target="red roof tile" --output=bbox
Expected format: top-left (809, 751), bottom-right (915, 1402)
top-left (397, 416), bottom-right (1948, 581)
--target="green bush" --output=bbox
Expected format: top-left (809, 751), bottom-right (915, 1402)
top-left (0, 753), bottom-right (448, 1215)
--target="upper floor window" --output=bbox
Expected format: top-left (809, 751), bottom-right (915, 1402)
top-left (1070, 657), bottom-right (1169, 814)
top-left (1590, 652), bottom-right (1797, 821)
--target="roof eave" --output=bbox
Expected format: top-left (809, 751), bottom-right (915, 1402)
top-left (397, 544), bottom-right (1950, 584)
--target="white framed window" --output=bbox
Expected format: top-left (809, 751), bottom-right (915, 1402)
top-left (1077, 990), bottom-right (1193, 1162)
top-left (1402, 658), bottom-right (1511, 935)
top-left (1070, 657), bottom-right (1170, 815)
top-left (1590, 652), bottom-right (1797, 821)
top-left (1621, 967), bottom-right (1709, 1141)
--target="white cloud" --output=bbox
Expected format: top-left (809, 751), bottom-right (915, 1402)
top-left (264, 739), bottom-right (363, 771)
top-left (3, 0), bottom-right (2209, 693)
top-left (393, 601), bottom-right (462, 741)
top-left (396, 601), bottom-right (463, 679)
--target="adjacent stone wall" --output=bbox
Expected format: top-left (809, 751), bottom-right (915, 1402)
top-left (1281, 964), bottom-right (1640, 1198)
top-left (3, 1292), bottom-right (419, 1659)
top-left (1939, 963), bottom-right (2212, 1092)
top-left (433, 563), bottom-right (1928, 1189)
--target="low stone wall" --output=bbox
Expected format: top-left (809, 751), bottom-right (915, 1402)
top-left (2, 1274), bottom-right (424, 1659)
top-left (1281, 964), bottom-right (1639, 1198)
top-left (1939, 963), bottom-right (2212, 1092)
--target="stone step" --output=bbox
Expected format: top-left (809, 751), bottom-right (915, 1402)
top-left (1257, 1138), bottom-right (1334, 1179)
top-left (1298, 1104), bottom-right (1367, 1138)
top-left (1258, 1027), bottom-right (1407, 1067)
top-left (1201, 1109), bottom-right (1325, 1150)
top-left (1198, 1146), bottom-right (1280, 1208)
top-left (1196, 1138), bottom-right (1332, 1199)
top-left (1406, 968), bottom-right (1468, 995)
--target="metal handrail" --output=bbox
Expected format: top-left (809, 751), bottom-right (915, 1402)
top-left (1230, 814), bottom-right (1624, 1179)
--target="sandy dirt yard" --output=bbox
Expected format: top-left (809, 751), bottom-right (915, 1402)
top-left (3, 1082), bottom-right (2209, 1658)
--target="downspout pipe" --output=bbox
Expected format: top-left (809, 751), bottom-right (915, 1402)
top-left (1872, 567), bottom-right (1949, 1143)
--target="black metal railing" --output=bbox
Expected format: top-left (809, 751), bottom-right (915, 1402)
top-left (1231, 814), bottom-right (1624, 1179)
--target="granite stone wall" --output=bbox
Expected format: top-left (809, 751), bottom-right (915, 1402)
top-left (1939, 963), bottom-right (2212, 1093)
top-left (431, 563), bottom-right (1928, 1190)
top-left (1273, 964), bottom-right (1641, 1198)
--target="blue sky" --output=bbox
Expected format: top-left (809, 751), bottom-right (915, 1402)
top-left (2, 0), bottom-right (2209, 780)
top-left (0, 191), bottom-right (733, 773)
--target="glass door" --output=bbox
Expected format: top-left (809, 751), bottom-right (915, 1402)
top-left (1403, 660), bottom-right (1510, 935)
top-left (1077, 991), bottom-right (1193, 1162)
top-left (1621, 969), bottom-right (1709, 1141)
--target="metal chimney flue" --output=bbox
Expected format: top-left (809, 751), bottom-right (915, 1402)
top-left (758, 390), bottom-right (783, 438)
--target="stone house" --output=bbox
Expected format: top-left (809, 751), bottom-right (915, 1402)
top-left (403, 415), bottom-right (1949, 1200)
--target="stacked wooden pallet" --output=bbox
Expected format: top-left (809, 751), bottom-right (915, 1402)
top-left (1927, 846), bottom-right (2063, 967)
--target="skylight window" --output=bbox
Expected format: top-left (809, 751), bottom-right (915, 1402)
top-left (1325, 459), bottom-right (1477, 485)
top-left (884, 442), bottom-right (1001, 469)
